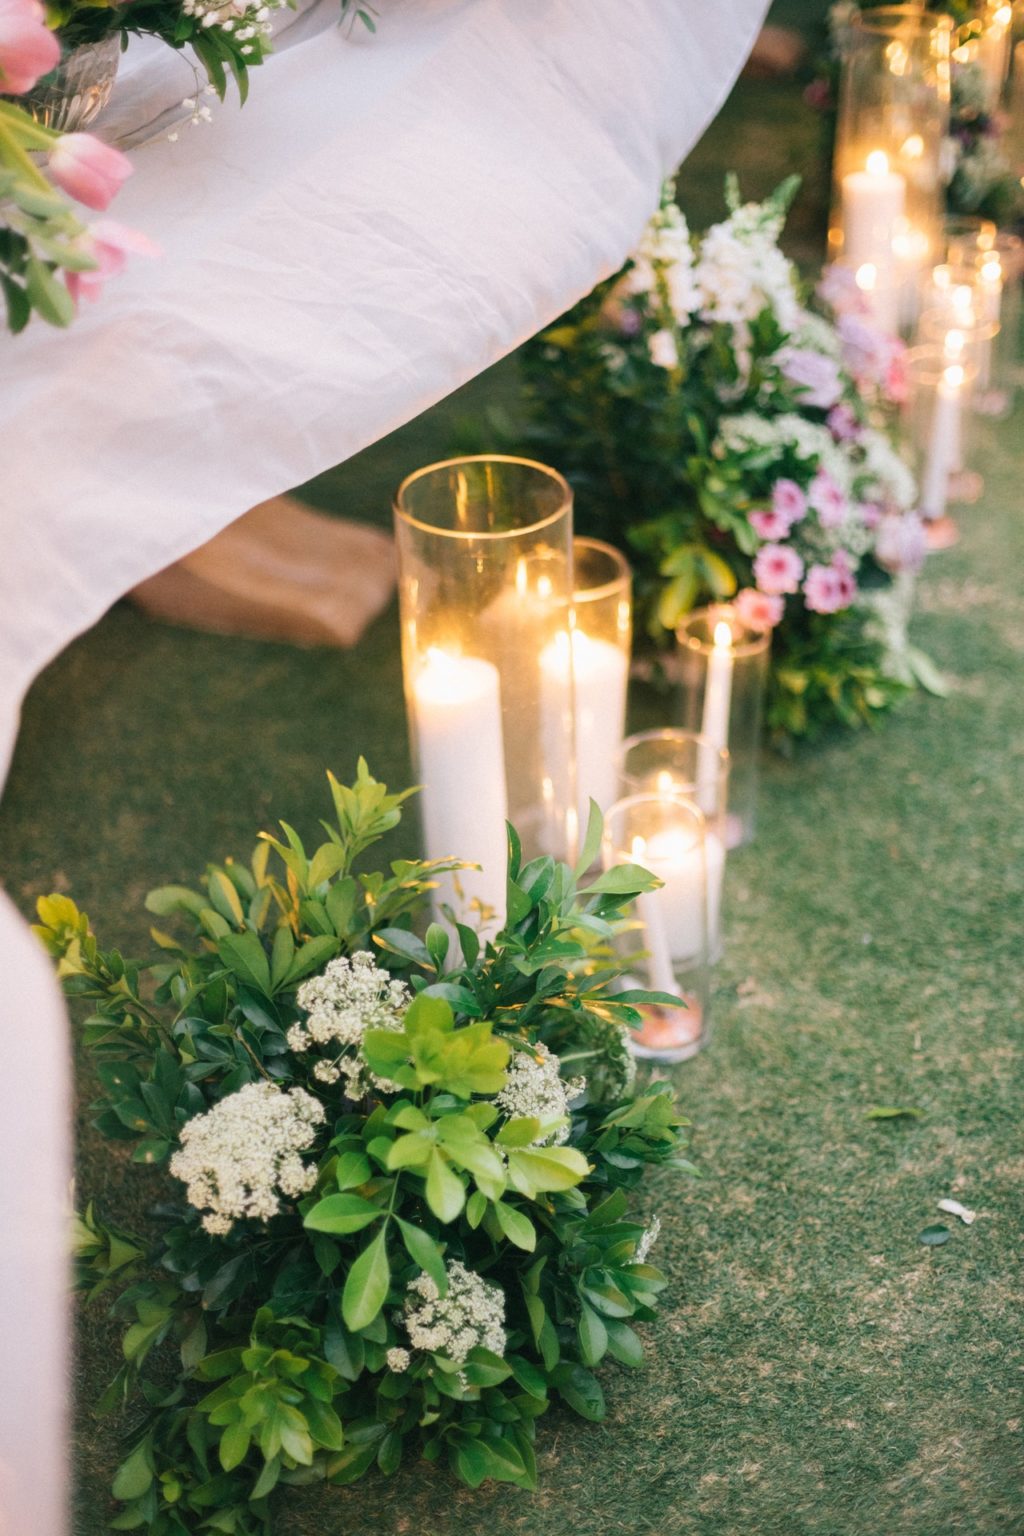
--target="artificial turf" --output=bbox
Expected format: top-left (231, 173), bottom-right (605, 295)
top-left (1, 4), bottom-right (1021, 1532)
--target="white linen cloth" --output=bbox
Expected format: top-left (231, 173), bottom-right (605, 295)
top-left (0, 8), bottom-right (768, 1529)
top-left (0, 0), bottom-right (769, 785)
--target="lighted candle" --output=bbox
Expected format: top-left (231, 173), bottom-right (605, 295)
top-left (541, 627), bottom-right (629, 834)
top-left (697, 619), bottom-right (734, 807)
top-left (920, 364), bottom-right (965, 519)
top-left (855, 260), bottom-right (899, 336)
top-left (652, 769), bottom-right (726, 957)
top-left (412, 647), bottom-right (508, 930)
top-left (841, 150), bottom-right (907, 270)
top-left (632, 826), bottom-right (709, 975)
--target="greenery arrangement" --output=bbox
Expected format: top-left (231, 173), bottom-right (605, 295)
top-left (39, 762), bottom-right (690, 1534)
top-left (522, 177), bottom-right (936, 742)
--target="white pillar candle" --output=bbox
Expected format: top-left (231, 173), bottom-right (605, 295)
top-left (541, 628), bottom-right (628, 834)
top-left (632, 826), bottom-right (710, 978)
top-left (920, 365), bottom-right (964, 519)
top-left (841, 151), bottom-right (907, 271)
top-left (412, 647), bottom-right (508, 931)
top-left (854, 260), bottom-right (900, 336)
top-left (697, 620), bottom-right (733, 807)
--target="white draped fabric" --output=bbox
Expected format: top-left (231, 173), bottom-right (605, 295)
top-left (0, 4), bottom-right (768, 1530)
top-left (1, 0), bottom-right (769, 784)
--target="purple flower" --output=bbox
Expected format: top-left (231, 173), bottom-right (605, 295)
top-left (778, 345), bottom-right (844, 409)
top-left (754, 543), bottom-right (804, 596)
top-left (772, 478), bottom-right (808, 526)
top-left (875, 511), bottom-right (927, 574)
top-left (809, 471), bottom-right (847, 529)
top-left (827, 403), bottom-right (861, 443)
top-left (817, 264), bottom-right (870, 317)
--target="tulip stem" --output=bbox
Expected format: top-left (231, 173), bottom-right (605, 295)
top-left (0, 99), bottom-right (58, 151)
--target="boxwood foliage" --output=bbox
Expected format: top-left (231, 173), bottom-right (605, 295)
top-left (38, 762), bottom-right (693, 1534)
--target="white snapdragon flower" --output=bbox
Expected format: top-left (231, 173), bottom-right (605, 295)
top-left (648, 328), bottom-right (679, 370)
top-left (493, 1041), bottom-right (585, 1146)
top-left (403, 1261), bottom-right (507, 1365)
top-left (622, 201), bottom-right (698, 323)
top-left (695, 205), bottom-right (800, 333)
top-left (287, 951), bottom-right (410, 1098)
top-left (169, 1082), bottom-right (323, 1235)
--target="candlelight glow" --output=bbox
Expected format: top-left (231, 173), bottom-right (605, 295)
top-left (900, 133), bottom-right (924, 160)
top-left (855, 262), bottom-right (878, 292)
top-left (944, 363), bottom-right (965, 389)
top-left (866, 150), bottom-right (890, 176)
top-left (656, 769), bottom-right (678, 798)
top-left (416, 646), bottom-right (472, 703)
top-left (993, 4), bottom-right (1011, 28)
top-left (713, 620), bottom-right (733, 651)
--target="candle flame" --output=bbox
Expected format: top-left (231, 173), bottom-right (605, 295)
top-left (631, 835), bottom-right (648, 862)
top-left (515, 559), bottom-right (528, 596)
top-left (932, 264), bottom-right (952, 290)
top-left (994, 4), bottom-right (1011, 27)
top-left (713, 620), bottom-right (733, 651)
top-left (656, 770), bottom-right (678, 798)
top-left (944, 364), bottom-right (965, 389)
top-left (866, 150), bottom-right (890, 176)
top-left (981, 256), bottom-right (1002, 283)
top-left (944, 328), bottom-right (966, 359)
top-left (900, 133), bottom-right (924, 160)
top-left (855, 262), bottom-right (877, 292)
top-left (536, 573), bottom-right (553, 600)
top-left (951, 284), bottom-right (975, 314)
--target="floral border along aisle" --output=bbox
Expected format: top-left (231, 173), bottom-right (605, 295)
top-left (522, 177), bottom-right (940, 742)
top-left (39, 762), bottom-right (691, 1534)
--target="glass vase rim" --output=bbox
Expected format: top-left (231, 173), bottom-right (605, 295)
top-left (851, 5), bottom-right (952, 38)
top-left (917, 307), bottom-right (999, 343)
top-left (620, 727), bottom-right (731, 773)
top-left (602, 790), bottom-right (708, 859)
top-left (572, 536), bottom-right (632, 603)
top-left (676, 602), bottom-right (772, 659)
top-left (394, 454), bottom-right (573, 541)
top-left (904, 343), bottom-right (980, 383)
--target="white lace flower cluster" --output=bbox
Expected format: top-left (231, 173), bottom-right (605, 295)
top-left (286, 952), bottom-right (410, 1097)
top-left (694, 199), bottom-right (800, 333)
top-left (182, 0), bottom-right (281, 54)
top-left (621, 199), bottom-right (698, 326)
top-left (403, 1261), bottom-right (507, 1365)
top-left (169, 1082), bottom-right (323, 1235)
top-left (494, 1041), bottom-right (585, 1146)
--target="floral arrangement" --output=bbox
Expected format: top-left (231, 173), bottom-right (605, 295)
top-left (41, 762), bottom-right (690, 1534)
top-left (522, 177), bottom-right (934, 741)
top-left (0, 0), bottom-right (153, 329)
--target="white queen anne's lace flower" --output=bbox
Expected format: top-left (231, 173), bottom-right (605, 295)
top-left (169, 1082), bottom-right (323, 1235)
top-left (287, 951), bottom-right (410, 1098)
top-left (403, 1261), bottom-right (506, 1365)
top-left (494, 1042), bottom-right (585, 1146)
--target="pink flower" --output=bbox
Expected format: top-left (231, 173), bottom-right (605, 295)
top-left (809, 470), bottom-right (847, 530)
top-left (827, 403), bottom-right (861, 443)
top-left (803, 556), bottom-right (858, 614)
top-left (772, 477), bottom-right (808, 526)
top-left (778, 345), bottom-right (843, 409)
top-left (0, 0), bottom-right (59, 94)
top-left (48, 132), bottom-right (132, 211)
top-left (754, 543), bottom-right (804, 596)
top-left (750, 507), bottom-right (792, 541)
top-left (858, 503), bottom-right (883, 529)
top-left (804, 77), bottom-right (832, 112)
top-left (884, 344), bottom-right (909, 405)
top-left (64, 219), bottom-right (159, 305)
top-left (735, 587), bottom-right (784, 630)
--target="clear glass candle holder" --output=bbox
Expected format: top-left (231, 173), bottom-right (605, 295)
top-left (676, 604), bottom-right (769, 848)
top-left (952, 2), bottom-right (1014, 112)
top-left (562, 537), bottom-right (632, 845)
top-left (603, 793), bottom-right (710, 1063)
top-left (946, 239), bottom-right (1024, 410)
top-left (917, 304), bottom-right (999, 407)
top-left (904, 344), bottom-right (980, 519)
top-left (830, 6), bottom-right (952, 292)
top-left (394, 456), bottom-right (577, 933)
top-left (619, 729), bottom-right (730, 962)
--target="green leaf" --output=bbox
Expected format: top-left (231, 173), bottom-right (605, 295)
top-left (865, 1105), bottom-right (923, 1120)
top-left (495, 1116), bottom-right (542, 1149)
top-left (508, 1145), bottom-right (589, 1194)
top-left (270, 924), bottom-right (295, 989)
top-left (111, 1440), bottom-right (153, 1502)
top-left (217, 931), bottom-right (271, 995)
top-left (284, 935), bottom-right (338, 985)
top-left (919, 1224), bottom-right (951, 1246)
top-left (425, 1149), bottom-right (465, 1223)
top-left (335, 1151), bottom-right (372, 1189)
top-left (218, 1419), bottom-right (251, 1472)
top-left (342, 1229), bottom-right (391, 1331)
top-left (454, 1433), bottom-right (528, 1489)
top-left (208, 868), bottom-right (245, 926)
top-left (493, 1201), bottom-right (536, 1252)
top-left (578, 1303), bottom-right (608, 1366)
top-left (553, 1362), bottom-right (605, 1421)
top-left (25, 255), bottom-right (74, 329)
top-left (395, 1217), bottom-right (448, 1294)
top-left (582, 863), bottom-right (659, 896)
top-left (574, 798), bottom-right (604, 878)
top-left (304, 1194), bottom-right (381, 1235)
top-left (604, 1318), bottom-right (644, 1367)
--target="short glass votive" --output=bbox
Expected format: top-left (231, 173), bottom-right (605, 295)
top-left (619, 729), bottom-right (730, 961)
top-left (603, 793), bottom-right (710, 1063)
top-left (559, 537), bottom-right (632, 844)
top-left (904, 344), bottom-right (980, 521)
top-left (394, 455), bottom-right (576, 932)
top-left (676, 603), bottom-right (770, 847)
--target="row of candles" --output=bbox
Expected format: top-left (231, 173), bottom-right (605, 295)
top-left (833, 5), bottom-right (1024, 539)
top-left (394, 458), bottom-right (769, 1064)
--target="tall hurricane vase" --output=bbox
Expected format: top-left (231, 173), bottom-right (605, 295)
top-left (394, 456), bottom-right (577, 937)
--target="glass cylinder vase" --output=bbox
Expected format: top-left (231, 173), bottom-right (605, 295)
top-left (904, 344), bottom-right (980, 520)
top-left (619, 729), bottom-right (729, 961)
top-left (830, 6), bottom-right (952, 310)
top-left (676, 604), bottom-right (769, 848)
top-left (14, 36), bottom-right (121, 132)
top-left (563, 537), bottom-right (632, 841)
top-left (394, 456), bottom-right (576, 934)
top-left (603, 793), bottom-right (710, 1063)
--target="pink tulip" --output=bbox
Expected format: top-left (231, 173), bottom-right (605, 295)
top-left (48, 132), bottom-right (132, 211)
top-left (0, 0), bottom-right (59, 95)
top-left (64, 219), bottom-right (159, 306)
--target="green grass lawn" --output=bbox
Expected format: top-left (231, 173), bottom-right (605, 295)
top-left (1, 6), bottom-right (1022, 1532)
